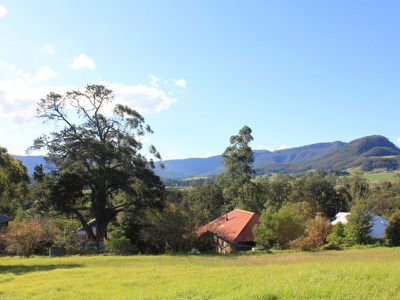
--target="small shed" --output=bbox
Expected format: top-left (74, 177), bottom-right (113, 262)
top-left (197, 209), bottom-right (260, 253)
top-left (331, 212), bottom-right (389, 239)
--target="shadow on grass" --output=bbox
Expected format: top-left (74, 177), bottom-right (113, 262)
top-left (0, 264), bottom-right (83, 275)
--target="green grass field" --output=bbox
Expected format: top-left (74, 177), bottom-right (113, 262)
top-left (1, 248), bottom-right (400, 299)
top-left (363, 171), bottom-right (400, 182)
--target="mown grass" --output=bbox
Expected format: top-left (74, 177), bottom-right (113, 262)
top-left (1, 248), bottom-right (400, 299)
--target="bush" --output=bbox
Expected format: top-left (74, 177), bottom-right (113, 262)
top-left (4, 216), bottom-right (61, 257)
top-left (253, 209), bottom-right (278, 250)
top-left (289, 217), bottom-right (331, 250)
top-left (254, 202), bottom-right (314, 249)
top-left (306, 217), bottom-right (331, 247)
top-left (327, 223), bottom-right (347, 247)
top-left (289, 236), bottom-right (315, 251)
top-left (104, 236), bottom-right (136, 255)
top-left (54, 219), bottom-right (84, 254)
top-left (275, 202), bottom-right (313, 248)
top-left (385, 210), bottom-right (400, 246)
top-left (346, 202), bottom-right (373, 245)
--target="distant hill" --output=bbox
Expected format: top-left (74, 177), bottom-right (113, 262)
top-left (12, 155), bottom-right (47, 175)
top-left (258, 135), bottom-right (400, 174)
top-left (156, 140), bottom-right (346, 178)
top-left (13, 135), bottom-right (400, 179)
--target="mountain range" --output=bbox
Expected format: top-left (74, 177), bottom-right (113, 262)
top-left (13, 135), bottom-right (400, 179)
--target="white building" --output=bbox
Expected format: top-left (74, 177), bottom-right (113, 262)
top-left (331, 212), bottom-right (389, 239)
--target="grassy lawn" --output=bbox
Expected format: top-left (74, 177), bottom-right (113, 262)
top-left (1, 248), bottom-right (400, 299)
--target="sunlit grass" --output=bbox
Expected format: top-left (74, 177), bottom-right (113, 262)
top-left (1, 248), bottom-right (400, 299)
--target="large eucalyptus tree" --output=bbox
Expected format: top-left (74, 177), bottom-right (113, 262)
top-left (30, 85), bottom-right (164, 242)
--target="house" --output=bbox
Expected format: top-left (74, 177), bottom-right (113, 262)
top-left (331, 212), bottom-right (389, 239)
top-left (197, 209), bottom-right (260, 253)
top-left (77, 219), bottom-right (97, 236)
top-left (0, 214), bottom-right (11, 228)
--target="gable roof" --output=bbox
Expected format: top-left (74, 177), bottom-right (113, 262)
top-left (197, 209), bottom-right (260, 244)
top-left (0, 214), bottom-right (11, 224)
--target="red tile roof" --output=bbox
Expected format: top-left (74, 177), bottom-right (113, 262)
top-left (197, 209), bottom-right (260, 244)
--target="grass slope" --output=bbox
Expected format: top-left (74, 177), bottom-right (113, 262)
top-left (1, 248), bottom-right (400, 299)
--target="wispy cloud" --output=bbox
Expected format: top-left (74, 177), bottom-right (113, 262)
top-left (0, 59), bottom-right (179, 125)
top-left (149, 74), bottom-right (160, 87)
top-left (396, 137), bottom-right (400, 147)
top-left (0, 5), bottom-right (7, 19)
top-left (175, 79), bottom-right (186, 88)
top-left (32, 66), bottom-right (58, 82)
top-left (268, 144), bottom-right (289, 152)
top-left (42, 44), bottom-right (55, 55)
top-left (71, 53), bottom-right (96, 70)
top-left (108, 82), bottom-right (176, 114)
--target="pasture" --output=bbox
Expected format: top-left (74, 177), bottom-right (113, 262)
top-left (0, 248), bottom-right (400, 299)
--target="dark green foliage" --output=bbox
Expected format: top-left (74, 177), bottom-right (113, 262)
top-left (275, 202), bottom-right (313, 248)
top-left (385, 211), bottom-right (400, 246)
top-left (254, 202), bottom-right (313, 249)
top-left (346, 202), bottom-right (373, 245)
top-left (365, 182), bottom-right (400, 218)
top-left (253, 210), bottom-right (278, 249)
top-left (140, 203), bottom-right (195, 253)
top-left (104, 236), bottom-right (136, 255)
top-left (29, 85), bottom-right (164, 242)
top-left (0, 148), bottom-right (29, 215)
top-left (217, 126), bottom-right (264, 212)
top-left (290, 172), bottom-right (348, 218)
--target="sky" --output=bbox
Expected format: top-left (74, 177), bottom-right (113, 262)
top-left (0, 1), bottom-right (399, 159)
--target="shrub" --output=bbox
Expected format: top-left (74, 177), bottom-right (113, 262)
top-left (253, 210), bottom-right (278, 250)
top-left (4, 216), bottom-right (61, 257)
top-left (385, 210), bottom-right (400, 246)
top-left (346, 202), bottom-right (373, 245)
top-left (104, 236), bottom-right (136, 255)
top-left (306, 217), bottom-right (331, 247)
top-left (327, 223), bottom-right (347, 247)
top-left (289, 236), bottom-right (315, 251)
top-left (54, 219), bottom-right (84, 254)
top-left (289, 217), bottom-right (331, 250)
top-left (275, 202), bottom-right (313, 248)
top-left (254, 202), bottom-right (314, 249)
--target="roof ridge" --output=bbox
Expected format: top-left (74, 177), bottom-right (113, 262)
top-left (233, 208), bottom-right (254, 214)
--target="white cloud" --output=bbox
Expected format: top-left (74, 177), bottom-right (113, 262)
top-left (255, 144), bottom-right (264, 150)
top-left (396, 137), bottom-right (400, 147)
top-left (0, 60), bottom-right (67, 124)
top-left (175, 79), bottom-right (186, 88)
top-left (71, 53), bottom-right (96, 70)
top-left (268, 144), bottom-right (289, 152)
top-left (0, 59), bottom-right (177, 126)
top-left (109, 82), bottom-right (177, 114)
top-left (149, 74), bottom-right (160, 87)
top-left (164, 152), bottom-right (182, 160)
top-left (32, 66), bottom-right (58, 82)
top-left (0, 5), bottom-right (7, 19)
top-left (0, 79), bottom-right (72, 124)
top-left (42, 44), bottom-right (55, 55)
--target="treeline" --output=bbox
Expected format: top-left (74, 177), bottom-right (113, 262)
top-left (1, 85), bottom-right (400, 256)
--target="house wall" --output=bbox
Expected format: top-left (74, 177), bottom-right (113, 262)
top-left (213, 235), bottom-right (234, 254)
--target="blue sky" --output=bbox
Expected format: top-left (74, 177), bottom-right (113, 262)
top-left (0, 1), bottom-right (399, 159)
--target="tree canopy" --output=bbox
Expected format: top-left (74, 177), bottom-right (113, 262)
top-left (29, 84), bottom-right (165, 242)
